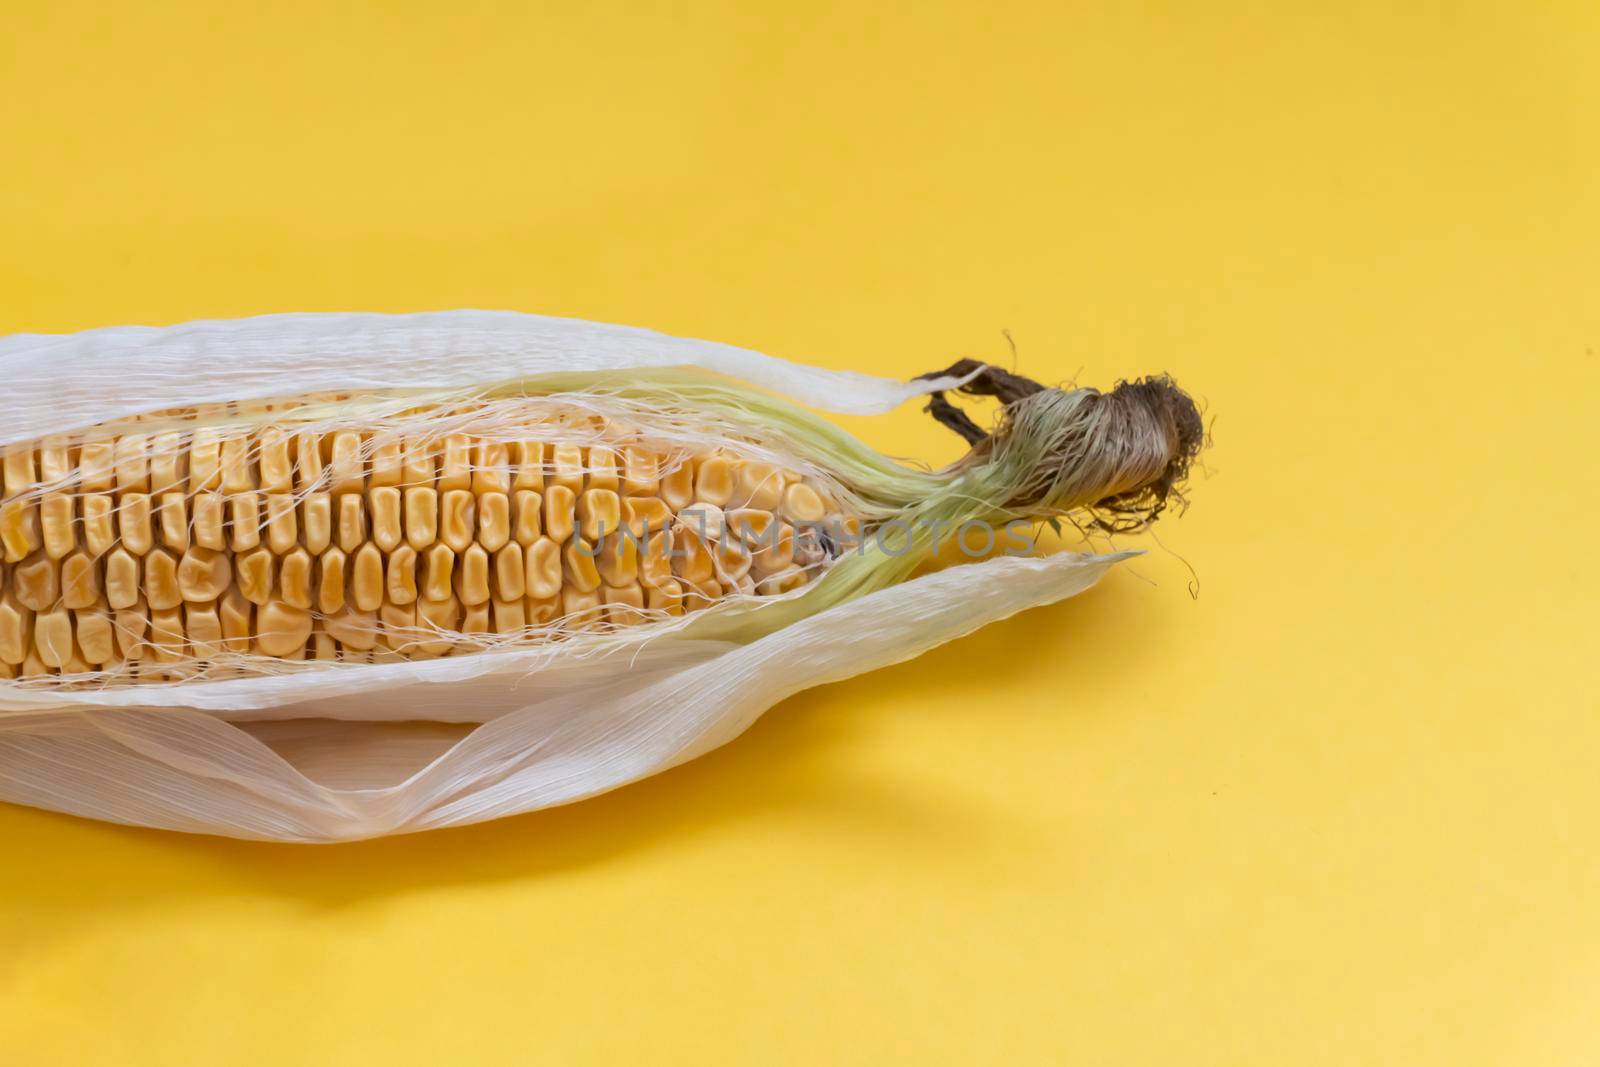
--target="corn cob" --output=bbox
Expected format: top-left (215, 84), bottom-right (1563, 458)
top-left (0, 394), bottom-right (858, 684)
top-left (0, 312), bottom-right (1208, 840)
top-left (0, 351), bottom-right (1202, 698)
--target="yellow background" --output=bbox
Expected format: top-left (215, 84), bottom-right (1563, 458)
top-left (2, 2), bottom-right (1597, 1063)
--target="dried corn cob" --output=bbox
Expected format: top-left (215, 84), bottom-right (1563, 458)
top-left (0, 357), bottom-right (1200, 693)
top-left (0, 396), bottom-right (856, 684)
top-left (0, 312), bottom-right (1203, 840)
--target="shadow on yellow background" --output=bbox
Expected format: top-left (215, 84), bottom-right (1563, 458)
top-left (2, 1), bottom-right (1597, 1063)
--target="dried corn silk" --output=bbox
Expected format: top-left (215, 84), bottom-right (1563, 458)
top-left (0, 312), bottom-right (1202, 840)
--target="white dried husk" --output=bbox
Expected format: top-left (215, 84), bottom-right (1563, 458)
top-left (0, 312), bottom-right (1140, 841)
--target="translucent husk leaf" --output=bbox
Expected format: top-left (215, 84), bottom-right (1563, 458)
top-left (0, 552), bottom-right (1128, 841)
top-left (0, 310), bottom-right (974, 450)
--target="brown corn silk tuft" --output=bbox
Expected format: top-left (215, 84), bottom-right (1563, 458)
top-left (918, 360), bottom-right (1204, 531)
